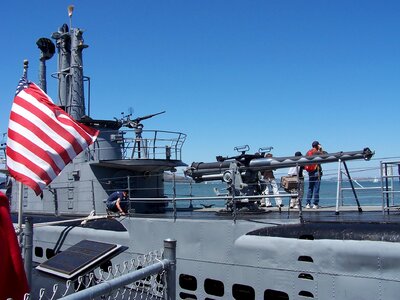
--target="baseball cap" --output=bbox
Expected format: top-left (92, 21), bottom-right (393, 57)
top-left (312, 141), bottom-right (320, 148)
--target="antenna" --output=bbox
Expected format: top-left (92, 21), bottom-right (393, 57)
top-left (68, 5), bottom-right (74, 29)
top-left (23, 59), bottom-right (29, 79)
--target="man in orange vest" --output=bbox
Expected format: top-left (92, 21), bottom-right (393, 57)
top-left (305, 141), bottom-right (324, 209)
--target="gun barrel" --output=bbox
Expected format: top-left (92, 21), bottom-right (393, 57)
top-left (186, 148), bottom-right (374, 182)
top-left (133, 111), bottom-right (166, 123)
top-left (249, 148), bottom-right (374, 170)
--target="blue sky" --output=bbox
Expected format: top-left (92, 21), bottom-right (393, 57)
top-left (1, 1), bottom-right (399, 177)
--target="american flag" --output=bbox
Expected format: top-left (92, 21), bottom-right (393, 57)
top-left (6, 78), bottom-right (99, 195)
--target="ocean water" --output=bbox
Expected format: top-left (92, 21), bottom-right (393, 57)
top-left (165, 179), bottom-right (400, 209)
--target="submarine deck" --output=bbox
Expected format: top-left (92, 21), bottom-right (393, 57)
top-left (143, 205), bottom-right (400, 223)
top-left (13, 205), bottom-right (400, 227)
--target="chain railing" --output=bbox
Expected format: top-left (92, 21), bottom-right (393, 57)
top-left (23, 239), bottom-right (176, 300)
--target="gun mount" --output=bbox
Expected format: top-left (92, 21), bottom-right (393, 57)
top-left (185, 147), bottom-right (374, 212)
top-left (118, 111), bottom-right (166, 159)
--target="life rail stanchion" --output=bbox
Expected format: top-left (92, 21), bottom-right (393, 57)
top-left (335, 159), bottom-right (342, 215)
top-left (24, 216), bottom-right (33, 287)
top-left (173, 171), bottom-right (177, 221)
top-left (232, 166), bottom-right (237, 224)
top-left (17, 182), bottom-right (24, 241)
top-left (296, 162), bottom-right (304, 223)
top-left (343, 161), bottom-right (362, 212)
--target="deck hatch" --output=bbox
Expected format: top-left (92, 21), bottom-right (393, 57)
top-left (36, 239), bottom-right (123, 279)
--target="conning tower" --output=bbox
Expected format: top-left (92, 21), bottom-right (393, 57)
top-left (11, 8), bottom-right (187, 215)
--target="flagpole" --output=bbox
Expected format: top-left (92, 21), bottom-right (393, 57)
top-left (17, 60), bottom-right (29, 237)
top-left (17, 182), bottom-right (23, 234)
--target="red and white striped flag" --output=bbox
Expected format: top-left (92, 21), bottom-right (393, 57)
top-left (6, 77), bottom-right (99, 195)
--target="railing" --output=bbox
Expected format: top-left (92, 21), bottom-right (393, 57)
top-left (7, 164), bottom-right (389, 221)
top-left (59, 160), bottom-right (385, 217)
top-left (24, 239), bottom-right (176, 300)
top-left (89, 129), bottom-right (187, 162)
top-left (380, 160), bottom-right (400, 213)
top-left (0, 144), bottom-right (6, 171)
top-left (124, 130), bottom-right (186, 161)
top-left (6, 151), bottom-right (395, 222)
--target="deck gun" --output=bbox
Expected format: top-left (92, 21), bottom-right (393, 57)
top-left (185, 146), bottom-right (374, 211)
top-left (119, 111), bottom-right (166, 159)
top-left (122, 111), bottom-right (166, 129)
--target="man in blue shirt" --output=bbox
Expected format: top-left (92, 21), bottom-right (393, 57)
top-left (106, 190), bottom-right (129, 215)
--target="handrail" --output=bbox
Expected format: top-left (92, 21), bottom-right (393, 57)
top-left (380, 160), bottom-right (400, 212)
top-left (88, 129), bottom-right (186, 161)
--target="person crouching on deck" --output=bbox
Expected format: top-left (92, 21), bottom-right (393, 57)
top-left (106, 190), bottom-right (129, 215)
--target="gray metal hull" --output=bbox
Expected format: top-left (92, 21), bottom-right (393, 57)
top-left (27, 211), bottom-right (400, 300)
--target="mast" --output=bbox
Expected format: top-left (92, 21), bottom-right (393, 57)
top-left (52, 24), bottom-right (70, 110)
top-left (36, 37), bottom-right (55, 92)
top-left (51, 6), bottom-right (88, 120)
top-left (69, 26), bottom-right (88, 119)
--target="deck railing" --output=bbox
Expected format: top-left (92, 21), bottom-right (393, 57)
top-left (88, 129), bottom-right (187, 162)
top-left (380, 160), bottom-right (400, 213)
top-left (123, 130), bottom-right (187, 161)
top-left (0, 144), bottom-right (6, 171)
